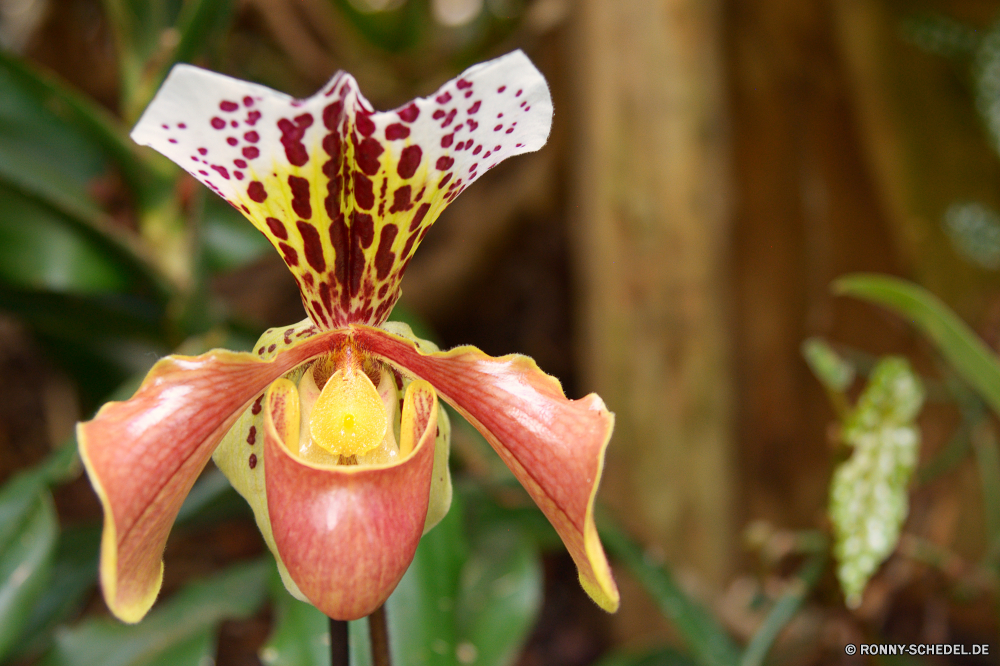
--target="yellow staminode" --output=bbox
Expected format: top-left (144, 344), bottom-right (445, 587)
top-left (309, 366), bottom-right (387, 457)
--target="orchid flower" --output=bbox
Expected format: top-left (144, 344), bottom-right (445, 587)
top-left (78, 51), bottom-right (618, 623)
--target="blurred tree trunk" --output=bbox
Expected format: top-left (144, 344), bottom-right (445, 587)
top-left (569, 0), bottom-right (735, 638)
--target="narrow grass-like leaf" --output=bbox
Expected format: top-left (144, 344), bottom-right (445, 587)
top-left (739, 553), bottom-right (825, 666)
top-left (599, 520), bottom-right (740, 666)
top-left (0, 475), bottom-right (58, 661)
top-left (834, 274), bottom-right (1000, 416)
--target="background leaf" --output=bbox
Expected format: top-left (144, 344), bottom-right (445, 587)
top-left (42, 558), bottom-right (269, 666)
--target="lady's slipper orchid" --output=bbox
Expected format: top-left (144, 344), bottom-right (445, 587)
top-left (78, 51), bottom-right (619, 622)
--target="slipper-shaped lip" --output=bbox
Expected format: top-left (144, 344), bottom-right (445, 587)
top-left (264, 377), bottom-right (439, 620)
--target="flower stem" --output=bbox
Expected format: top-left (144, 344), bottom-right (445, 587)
top-left (330, 617), bottom-right (349, 666)
top-left (369, 604), bottom-right (392, 666)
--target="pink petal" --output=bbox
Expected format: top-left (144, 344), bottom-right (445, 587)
top-left (130, 52), bottom-right (552, 329)
top-left (78, 330), bottom-right (348, 622)
top-left (265, 378), bottom-right (439, 620)
top-left (353, 325), bottom-right (620, 611)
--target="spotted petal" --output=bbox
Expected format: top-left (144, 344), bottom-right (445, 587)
top-left (130, 51), bottom-right (552, 328)
top-left (353, 325), bottom-right (620, 612)
top-left (77, 329), bottom-right (349, 622)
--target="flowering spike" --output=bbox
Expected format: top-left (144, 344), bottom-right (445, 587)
top-left (130, 52), bottom-right (552, 328)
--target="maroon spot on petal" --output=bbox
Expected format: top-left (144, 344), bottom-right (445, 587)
top-left (247, 110), bottom-right (261, 125)
top-left (247, 426), bottom-right (256, 445)
top-left (248, 453), bottom-right (257, 469)
top-left (211, 117), bottom-right (225, 129)
top-left (441, 134), bottom-right (454, 148)
top-left (357, 137), bottom-right (384, 176)
top-left (198, 147), bottom-right (208, 155)
top-left (323, 101), bottom-right (343, 130)
top-left (390, 185), bottom-right (412, 213)
top-left (231, 120), bottom-right (238, 128)
top-left (257, 347), bottom-right (265, 356)
top-left (241, 204), bottom-right (250, 214)
top-left (456, 78), bottom-right (472, 89)
top-left (467, 119), bottom-right (479, 131)
top-left (168, 138), bottom-right (177, 144)
top-left (442, 109), bottom-right (457, 128)
top-left (385, 123), bottom-right (410, 140)
top-left (436, 156), bottom-right (454, 170)
top-left (243, 146), bottom-right (260, 159)
top-left (483, 150), bottom-right (492, 158)
top-left (297, 221), bottom-right (326, 272)
top-left (220, 100), bottom-right (239, 112)
top-left (516, 143), bottom-right (524, 147)
top-left (234, 158), bottom-right (247, 168)
top-left (354, 211), bottom-right (375, 248)
top-left (356, 113), bottom-right (375, 137)
top-left (498, 86), bottom-right (506, 93)
top-left (516, 89), bottom-right (522, 97)
top-left (247, 181), bottom-right (267, 202)
top-left (320, 281), bottom-right (334, 313)
top-left (378, 283), bottom-right (389, 298)
top-left (506, 127), bottom-right (514, 134)
top-left (464, 90), bottom-right (473, 99)
top-left (278, 114), bottom-right (313, 166)
top-left (288, 175), bottom-right (312, 219)
top-left (439, 172), bottom-right (452, 187)
top-left (268, 344), bottom-right (277, 353)
top-left (198, 170), bottom-right (208, 175)
top-left (352, 171), bottom-right (375, 210)
top-left (266, 217), bottom-right (288, 240)
top-left (279, 242), bottom-right (298, 266)
top-left (374, 224), bottom-right (398, 280)
top-left (432, 109), bottom-right (445, 120)
top-left (398, 103), bottom-right (420, 123)
top-left (235, 171), bottom-right (244, 180)
top-left (397, 145), bottom-right (422, 179)
top-left (455, 141), bottom-right (465, 151)
top-left (211, 165), bottom-right (230, 179)
top-left (525, 106), bottom-right (531, 111)
top-left (520, 101), bottom-right (526, 108)
top-left (252, 394), bottom-right (264, 414)
top-left (408, 202), bottom-right (430, 232)
top-left (436, 92), bottom-right (452, 104)
top-left (178, 122), bottom-right (187, 129)
top-left (190, 156), bottom-right (198, 161)
top-left (494, 145), bottom-right (501, 151)
top-left (497, 112), bottom-right (503, 118)
top-left (244, 131), bottom-right (259, 143)
top-left (494, 124), bottom-right (503, 131)
top-left (226, 137), bottom-right (238, 146)
top-left (473, 145), bottom-right (482, 155)
top-left (469, 164), bottom-right (477, 173)
top-left (303, 272), bottom-right (314, 288)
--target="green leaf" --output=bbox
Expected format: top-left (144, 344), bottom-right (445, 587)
top-left (594, 647), bottom-right (700, 666)
top-left (739, 553), bottom-right (825, 666)
top-left (377, 486), bottom-right (542, 666)
top-left (833, 274), bottom-right (1000, 417)
top-left (42, 558), bottom-right (270, 666)
top-left (829, 357), bottom-right (924, 608)
top-left (454, 524), bottom-right (542, 666)
top-left (0, 50), bottom-right (160, 198)
top-left (387, 492), bottom-right (466, 666)
top-left (598, 519), bottom-right (740, 666)
top-left (802, 337), bottom-right (856, 393)
top-left (7, 524), bottom-right (101, 662)
top-left (259, 569), bottom-right (330, 666)
top-left (901, 12), bottom-right (980, 58)
top-left (199, 192), bottom-right (272, 273)
top-left (0, 182), bottom-right (144, 294)
top-left (0, 473), bottom-right (59, 661)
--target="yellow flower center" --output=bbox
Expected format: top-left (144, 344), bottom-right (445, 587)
top-left (309, 365), bottom-right (387, 457)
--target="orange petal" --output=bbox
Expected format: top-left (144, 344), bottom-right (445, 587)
top-left (77, 329), bottom-right (348, 622)
top-left (356, 324), bottom-right (620, 611)
top-left (264, 378), bottom-right (439, 620)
